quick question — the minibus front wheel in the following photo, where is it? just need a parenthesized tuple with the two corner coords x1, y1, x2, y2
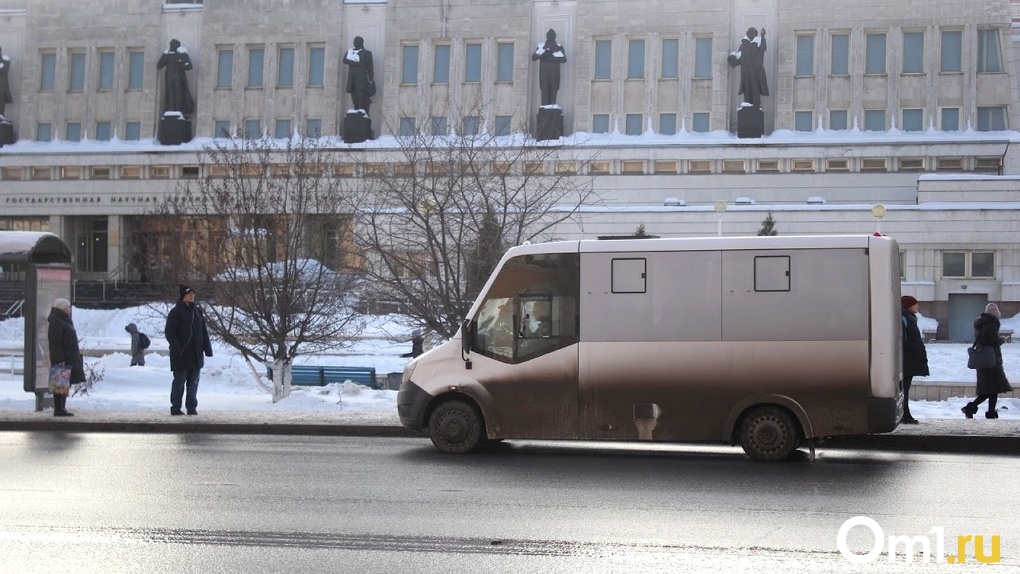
(737, 406, 802, 462)
(428, 399, 485, 454)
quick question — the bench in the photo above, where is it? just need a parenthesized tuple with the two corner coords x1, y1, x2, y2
(266, 365, 378, 388)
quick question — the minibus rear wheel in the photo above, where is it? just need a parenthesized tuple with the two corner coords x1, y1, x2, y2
(428, 399, 484, 454)
(737, 406, 802, 462)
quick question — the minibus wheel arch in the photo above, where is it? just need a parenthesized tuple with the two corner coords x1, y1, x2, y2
(425, 394, 488, 454)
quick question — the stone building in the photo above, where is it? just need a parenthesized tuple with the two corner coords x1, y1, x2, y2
(0, 0, 1018, 340)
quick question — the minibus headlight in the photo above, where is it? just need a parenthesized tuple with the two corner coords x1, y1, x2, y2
(402, 362, 416, 384)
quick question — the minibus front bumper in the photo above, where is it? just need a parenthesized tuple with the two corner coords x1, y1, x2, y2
(397, 380, 430, 431)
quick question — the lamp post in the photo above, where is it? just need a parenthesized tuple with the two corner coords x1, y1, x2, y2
(871, 204, 886, 235)
(714, 200, 728, 237)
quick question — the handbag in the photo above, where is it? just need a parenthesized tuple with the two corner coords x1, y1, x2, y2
(366, 78, 376, 97)
(966, 345, 996, 370)
(48, 364, 71, 396)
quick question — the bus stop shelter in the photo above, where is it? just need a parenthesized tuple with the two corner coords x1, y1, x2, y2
(0, 231, 73, 410)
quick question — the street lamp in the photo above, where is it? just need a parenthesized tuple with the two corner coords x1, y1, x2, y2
(871, 204, 886, 235)
(714, 200, 728, 237)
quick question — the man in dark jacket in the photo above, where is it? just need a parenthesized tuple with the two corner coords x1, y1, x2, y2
(962, 303, 1010, 419)
(164, 284, 212, 415)
(900, 295, 928, 424)
(47, 298, 85, 417)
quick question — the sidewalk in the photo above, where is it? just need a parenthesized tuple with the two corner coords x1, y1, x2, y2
(0, 408, 1017, 455)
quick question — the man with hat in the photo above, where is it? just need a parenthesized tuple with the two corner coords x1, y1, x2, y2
(164, 284, 212, 415)
(900, 295, 928, 424)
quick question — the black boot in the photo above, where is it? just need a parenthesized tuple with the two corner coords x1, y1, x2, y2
(985, 410, 999, 419)
(961, 402, 977, 419)
(53, 395, 74, 417)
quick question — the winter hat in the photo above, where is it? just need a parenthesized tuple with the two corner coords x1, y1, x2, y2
(900, 295, 918, 309)
(125, 323, 137, 333)
(52, 298, 71, 311)
(179, 284, 195, 299)
(985, 303, 1001, 318)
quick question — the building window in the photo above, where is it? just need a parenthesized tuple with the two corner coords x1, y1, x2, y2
(433, 44, 451, 83)
(594, 39, 611, 80)
(865, 33, 886, 74)
(940, 31, 961, 72)
(128, 50, 145, 89)
(692, 112, 710, 133)
(247, 47, 264, 88)
(625, 114, 642, 135)
(308, 46, 325, 86)
(213, 120, 231, 138)
(694, 37, 712, 78)
(402, 44, 419, 84)
(125, 121, 141, 140)
(305, 119, 321, 137)
(75, 217, 109, 273)
(69, 52, 86, 91)
(494, 115, 512, 136)
(217, 49, 233, 88)
(465, 43, 481, 82)
(659, 113, 676, 135)
(794, 111, 813, 132)
(66, 122, 82, 142)
(864, 110, 885, 131)
(977, 30, 1002, 73)
(591, 114, 609, 134)
(496, 42, 514, 82)
(902, 109, 923, 132)
(274, 119, 291, 139)
(398, 117, 416, 136)
(902, 32, 924, 73)
(243, 119, 261, 139)
(37, 123, 52, 142)
(977, 107, 1007, 131)
(661, 39, 678, 79)
(462, 116, 480, 136)
(830, 34, 849, 75)
(41, 53, 56, 90)
(940, 108, 959, 131)
(277, 47, 294, 87)
(795, 35, 814, 76)
(942, 252, 994, 278)
(829, 110, 848, 131)
(430, 116, 447, 136)
(98, 51, 115, 90)
(627, 39, 645, 79)
(95, 121, 112, 141)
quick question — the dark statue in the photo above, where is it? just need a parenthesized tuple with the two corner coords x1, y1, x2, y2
(728, 27, 769, 108)
(343, 36, 375, 117)
(156, 39, 195, 115)
(0, 46, 12, 117)
(531, 29, 567, 106)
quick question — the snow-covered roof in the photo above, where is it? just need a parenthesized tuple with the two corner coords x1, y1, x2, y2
(0, 231, 71, 263)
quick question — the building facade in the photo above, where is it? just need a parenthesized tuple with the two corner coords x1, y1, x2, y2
(0, 0, 1019, 340)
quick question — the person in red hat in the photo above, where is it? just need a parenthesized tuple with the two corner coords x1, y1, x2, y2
(900, 295, 928, 424)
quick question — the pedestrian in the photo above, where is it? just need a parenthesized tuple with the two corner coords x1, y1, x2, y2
(400, 329, 424, 359)
(961, 303, 1011, 419)
(47, 298, 85, 417)
(125, 322, 146, 366)
(899, 295, 928, 424)
(164, 284, 212, 416)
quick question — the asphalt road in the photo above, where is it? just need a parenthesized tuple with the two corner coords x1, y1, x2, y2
(1, 433, 1017, 573)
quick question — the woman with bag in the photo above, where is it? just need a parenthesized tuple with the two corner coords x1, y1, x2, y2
(900, 296, 928, 424)
(962, 303, 1011, 419)
(47, 298, 85, 417)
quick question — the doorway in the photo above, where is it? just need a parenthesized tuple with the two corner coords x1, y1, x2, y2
(947, 293, 988, 342)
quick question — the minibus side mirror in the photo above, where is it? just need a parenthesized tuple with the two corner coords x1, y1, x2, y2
(461, 319, 473, 369)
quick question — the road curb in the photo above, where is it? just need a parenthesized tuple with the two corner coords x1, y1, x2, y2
(823, 434, 1020, 455)
(0, 421, 424, 437)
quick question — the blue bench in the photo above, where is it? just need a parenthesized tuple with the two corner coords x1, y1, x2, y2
(266, 365, 378, 388)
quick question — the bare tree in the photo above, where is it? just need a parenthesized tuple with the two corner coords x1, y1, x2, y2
(140, 135, 365, 402)
(355, 107, 601, 339)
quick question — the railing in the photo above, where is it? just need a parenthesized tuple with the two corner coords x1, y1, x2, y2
(2, 299, 24, 319)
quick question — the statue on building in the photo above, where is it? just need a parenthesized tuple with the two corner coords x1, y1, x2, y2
(156, 39, 195, 115)
(728, 27, 769, 108)
(531, 29, 567, 107)
(0, 46, 12, 118)
(343, 36, 375, 117)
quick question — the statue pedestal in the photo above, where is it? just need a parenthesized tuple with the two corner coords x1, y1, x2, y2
(343, 112, 372, 144)
(535, 107, 563, 141)
(159, 114, 192, 145)
(736, 106, 764, 139)
(0, 120, 16, 147)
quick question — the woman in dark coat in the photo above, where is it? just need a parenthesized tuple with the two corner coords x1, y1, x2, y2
(962, 303, 1010, 419)
(47, 298, 85, 417)
(900, 296, 928, 424)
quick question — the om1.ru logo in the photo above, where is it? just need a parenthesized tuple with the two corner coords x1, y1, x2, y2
(837, 516, 1000, 564)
